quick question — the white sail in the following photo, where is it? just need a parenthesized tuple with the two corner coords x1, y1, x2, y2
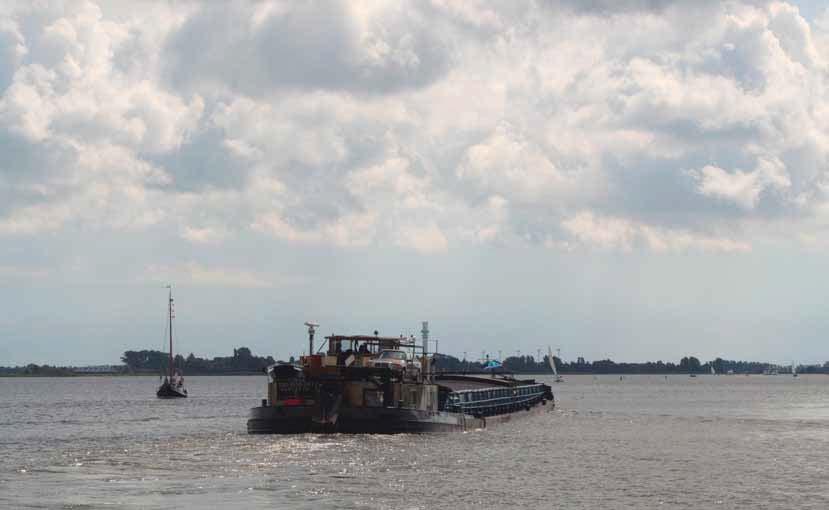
(710, 365, 715, 375)
(548, 346, 563, 382)
(548, 346, 558, 376)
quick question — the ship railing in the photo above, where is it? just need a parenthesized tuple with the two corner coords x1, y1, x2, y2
(444, 384, 548, 414)
(448, 383, 546, 401)
(450, 392, 544, 408)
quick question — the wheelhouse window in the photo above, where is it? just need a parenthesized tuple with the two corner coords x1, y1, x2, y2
(377, 350, 407, 361)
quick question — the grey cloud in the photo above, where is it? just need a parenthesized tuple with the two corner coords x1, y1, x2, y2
(0, 19, 25, 93)
(0, 128, 76, 215)
(259, 137, 389, 232)
(556, 0, 684, 12)
(148, 127, 248, 192)
(699, 42, 769, 93)
(162, 2, 452, 97)
(603, 155, 752, 229)
(552, 0, 768, 15)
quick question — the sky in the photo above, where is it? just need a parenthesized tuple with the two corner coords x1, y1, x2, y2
(2, 0, 829, 366)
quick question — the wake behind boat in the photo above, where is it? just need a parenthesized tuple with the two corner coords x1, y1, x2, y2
(247, 322, 554, 434)
(157, 285, 187, 399)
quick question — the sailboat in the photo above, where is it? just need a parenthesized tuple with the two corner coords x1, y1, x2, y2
(548, 346, 563, 383)
(792, 362, 798, 378)
(157, 285, 187, 398)
(710, 365, 716, 376)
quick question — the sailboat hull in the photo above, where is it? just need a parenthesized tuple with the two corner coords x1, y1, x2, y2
(156, 381, 187, 398)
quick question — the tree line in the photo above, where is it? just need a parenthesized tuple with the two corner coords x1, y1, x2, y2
(433, 354, 829, 375)
(121, 347, 276, 374)
(0, 346, 277, 376)
(4, 350, 829, 376)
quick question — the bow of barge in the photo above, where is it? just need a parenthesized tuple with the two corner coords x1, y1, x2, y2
(247, 324, 554, 434)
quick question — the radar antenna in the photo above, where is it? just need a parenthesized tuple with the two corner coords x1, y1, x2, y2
(304, 322, 319, 356)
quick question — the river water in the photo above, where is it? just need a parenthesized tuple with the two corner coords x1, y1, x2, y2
(1, 374, 828, 509)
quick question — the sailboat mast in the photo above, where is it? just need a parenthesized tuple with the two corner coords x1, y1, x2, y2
(168, 286, 174, 380)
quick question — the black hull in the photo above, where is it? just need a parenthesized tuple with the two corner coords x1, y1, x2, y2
(156, 382, 187, 399)
(247, 399, 553, 434)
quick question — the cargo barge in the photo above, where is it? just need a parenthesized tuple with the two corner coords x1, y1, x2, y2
(247, 323, 554, 434)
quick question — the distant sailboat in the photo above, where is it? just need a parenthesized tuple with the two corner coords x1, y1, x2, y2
(157, 285, 187, 399)
(548, 346, 563, 383)
(792, 362, 798, 378)
(710, 365, 716, 376)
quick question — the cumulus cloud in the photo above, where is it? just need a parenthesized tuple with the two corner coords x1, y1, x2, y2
(561, 211, 751, 253)
(0, 0, 828, 258)
(457, 125, 570, 204)
(163, 1, 453, 96)
(691, 157, 791, 210)
(0, 18, 26, 92)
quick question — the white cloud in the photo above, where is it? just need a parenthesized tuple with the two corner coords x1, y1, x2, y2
(0, 140, 169, 234)
(251, 211, 377, 248)
(694, 165, 766, 209)
(562, 211, 751, 253)
(692, 157, 791, 209)
(457, 125, 570, 204)
(0, 0, 828, 254)
(0, 17, 26, 91)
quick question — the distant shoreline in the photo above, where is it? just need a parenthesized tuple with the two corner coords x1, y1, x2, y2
(9, 348, 819, 377)
(3, 371, 818, 378)
(0, 372, 267, 378)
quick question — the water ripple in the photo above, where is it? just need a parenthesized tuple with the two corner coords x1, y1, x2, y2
(2, 375, 829, 509)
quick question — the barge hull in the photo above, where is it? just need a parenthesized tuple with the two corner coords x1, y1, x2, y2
(247, 400, 553, 434)
(247, 405, 487, 434)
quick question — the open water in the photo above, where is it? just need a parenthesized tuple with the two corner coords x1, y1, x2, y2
(1, 374, 829, 509)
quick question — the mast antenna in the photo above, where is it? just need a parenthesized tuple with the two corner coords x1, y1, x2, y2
(167, 285, 174, 380)
(304, 322, 319, 356)
(420, 321, 430, 381)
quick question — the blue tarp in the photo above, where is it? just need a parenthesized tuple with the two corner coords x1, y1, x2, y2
(482, 360, 502, 370)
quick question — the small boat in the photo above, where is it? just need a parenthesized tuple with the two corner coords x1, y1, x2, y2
(792, 362, 798, 378)
(482, 356, 502, 372)
(710, 365, 716, 376)
(548, 346, 563, 383)
(157, 285, 187, 399)
(689, 373, 697, 378)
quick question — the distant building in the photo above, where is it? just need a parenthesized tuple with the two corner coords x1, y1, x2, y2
(72, 365, 124, 374)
